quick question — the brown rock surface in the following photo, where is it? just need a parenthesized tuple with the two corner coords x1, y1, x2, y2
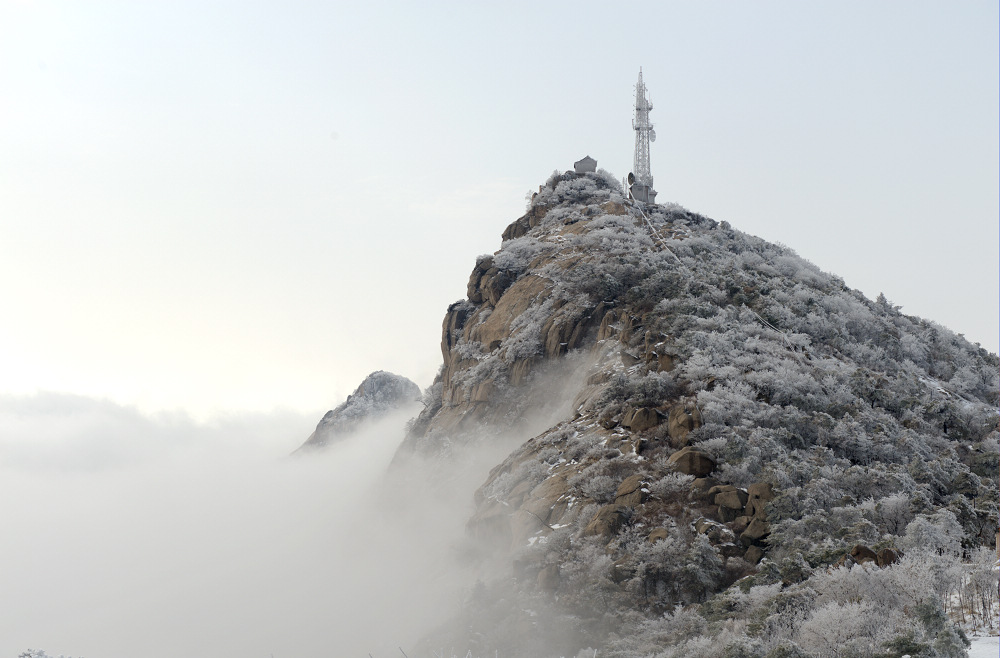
(656, 353, 675, 372)
(717, 506, 740, 523)
(876, 548, 902, 567)
(714, 489, 749, 510)
(745, 546, 765, 564)
(667, 446, 716, 477)
(850, 544, 878, 565)
(666, 403, 703, 447)
(626, 407, 660, 432)
(597, 310, 618, 341)
(695, 517, 723, 535)
(690, 477, 720, 497)
(732, 516, 751, 534)
(466, 257, 493, 303)
(522, 475, 569, 525)
(614, 474, 648, 507)
(647, 528, 669, 543)
(584, 504, 628, 539)
(745, 482, 775, 519)
(470, 275, 552, 351)
(739, 518, 770, 546)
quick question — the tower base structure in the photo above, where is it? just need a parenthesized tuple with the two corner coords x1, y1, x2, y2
(630, 183, 657, 204)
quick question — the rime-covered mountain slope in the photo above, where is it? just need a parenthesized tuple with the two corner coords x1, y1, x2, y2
(398, 170, 999, 657)
(295, 370, 420, 452)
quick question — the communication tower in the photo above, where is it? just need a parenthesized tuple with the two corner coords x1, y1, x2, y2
(629, 68, 657, 204)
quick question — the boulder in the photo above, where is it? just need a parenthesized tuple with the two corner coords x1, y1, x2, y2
(583, 504, 628, 539)
(690, 477, 720, 497)
(604, 433, 645, 455)
(667, 446, 716, 477)
(614, 475, 648, 507)
(739, 518, 770, 546)
(876, 548, 902, 568)
(621, 407, 636, 427)
(647, 528, 670, 543)
(706, 525, 737, 545)
(694, 518, 717, 534)
(746, 482, 775, 500)
(481, 268, 515, 307)
(666, 403, 703, 447)
(850, 545, 878, 565)
(745, 546, 765, 564)
(707, 484, 737, 497)
(717, 506, 740, 523)
(715, 489, 749, 510)
(501, 214, 532, 241)
(745, 482, 775, 519)
(627, 407, 660, 432)
(467, 256, 493, 303)
(732, 516, 752, 534)
(656, 353, 676, 372)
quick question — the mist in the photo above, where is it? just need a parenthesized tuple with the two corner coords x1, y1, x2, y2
(0, 394, 493, 657)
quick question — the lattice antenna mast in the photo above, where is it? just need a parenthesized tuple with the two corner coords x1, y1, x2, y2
(632, 68, 656, 188)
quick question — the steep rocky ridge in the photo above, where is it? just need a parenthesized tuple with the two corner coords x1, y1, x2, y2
(397, 170, 999, 656)
(296, 370, 420, 452)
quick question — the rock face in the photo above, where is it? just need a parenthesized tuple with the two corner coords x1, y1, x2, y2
(392, 169, 999, 657)
(295, 371, 420, 451)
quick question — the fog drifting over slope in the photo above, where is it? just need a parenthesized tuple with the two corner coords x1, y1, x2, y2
(0, 394, 492, 657)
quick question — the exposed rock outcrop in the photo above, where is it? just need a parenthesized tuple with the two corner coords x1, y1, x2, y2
(295, 370, 420, 452)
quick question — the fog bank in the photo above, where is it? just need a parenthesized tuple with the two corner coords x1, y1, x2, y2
(0, 395, 485, 657)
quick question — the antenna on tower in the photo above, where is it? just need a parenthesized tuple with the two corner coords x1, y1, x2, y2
(628, 68, 657, 204)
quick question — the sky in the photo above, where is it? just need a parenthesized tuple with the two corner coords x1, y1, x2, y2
(0, 0, 997, 420)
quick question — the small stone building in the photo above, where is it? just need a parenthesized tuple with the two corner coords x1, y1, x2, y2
(574, 155, 597, 173)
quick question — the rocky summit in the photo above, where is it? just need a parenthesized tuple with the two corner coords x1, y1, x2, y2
(395, 170, 999, 657)
(296, 370, 420, 452)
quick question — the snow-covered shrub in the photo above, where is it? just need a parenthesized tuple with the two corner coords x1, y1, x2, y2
(647, 472, 694, 499)
(493, 234, 548, 275)
(901, 510, 964, 557)
(503, 296, 555, 363)
(570, 473, 618, 504)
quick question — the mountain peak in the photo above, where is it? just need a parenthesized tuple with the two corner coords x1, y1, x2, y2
(397, 169, 999, 654)
(296, 370, 420, 452)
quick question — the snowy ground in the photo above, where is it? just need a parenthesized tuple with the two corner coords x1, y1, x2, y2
(967, 634, 999, 658)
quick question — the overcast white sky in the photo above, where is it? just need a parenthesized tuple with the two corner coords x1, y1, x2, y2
(1, 0, 997, 419)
